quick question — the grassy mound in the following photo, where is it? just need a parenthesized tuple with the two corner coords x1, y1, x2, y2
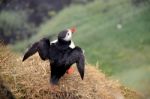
(0, 45, 143, 98)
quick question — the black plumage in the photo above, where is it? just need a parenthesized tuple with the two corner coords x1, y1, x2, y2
(22, 29, 85, 85)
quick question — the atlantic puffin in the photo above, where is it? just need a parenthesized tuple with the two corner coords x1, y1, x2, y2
(22, 28, 85, 85)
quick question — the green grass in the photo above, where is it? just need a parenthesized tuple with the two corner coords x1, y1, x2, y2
(112, 65, 150, 97)
(13, 0, 150, 97)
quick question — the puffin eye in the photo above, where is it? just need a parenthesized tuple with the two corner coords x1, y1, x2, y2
(67, 33, 69, 36)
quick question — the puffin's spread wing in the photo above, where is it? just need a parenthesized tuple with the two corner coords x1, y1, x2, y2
(76, 52, 85, 80)
(22, 38, 50, 61)
(70, 47, 85, 80)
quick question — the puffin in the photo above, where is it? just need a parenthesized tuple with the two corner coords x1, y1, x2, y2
(22, 27, 85, 85)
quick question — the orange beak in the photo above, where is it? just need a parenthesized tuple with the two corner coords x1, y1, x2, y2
(70, 27, 76, 33)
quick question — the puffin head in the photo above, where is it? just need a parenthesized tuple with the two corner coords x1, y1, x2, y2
(58, 27, 76, 41)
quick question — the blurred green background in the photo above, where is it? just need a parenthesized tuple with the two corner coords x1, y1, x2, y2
(0, 0, 150, 98)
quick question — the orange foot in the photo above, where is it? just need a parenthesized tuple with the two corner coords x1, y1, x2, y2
(66, 67, 74, 74)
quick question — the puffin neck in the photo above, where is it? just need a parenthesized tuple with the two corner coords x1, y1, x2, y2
(58, 38, 71, 45)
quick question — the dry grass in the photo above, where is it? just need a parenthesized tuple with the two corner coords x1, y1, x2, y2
(0, 44, 143, 99)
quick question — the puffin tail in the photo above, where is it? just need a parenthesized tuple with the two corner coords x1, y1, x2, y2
(22, 38, 50, 61)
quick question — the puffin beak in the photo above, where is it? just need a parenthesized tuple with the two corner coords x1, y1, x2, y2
(70, 27, 76, 33)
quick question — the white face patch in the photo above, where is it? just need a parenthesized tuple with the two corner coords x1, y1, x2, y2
(63, 29, 72, 41)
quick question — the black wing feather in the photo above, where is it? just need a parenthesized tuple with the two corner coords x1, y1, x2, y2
(69, 47, 85, 80)
(22, 38, 50, 61)
(76, 52, 85, 80)
(22, 42, 38, 61)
